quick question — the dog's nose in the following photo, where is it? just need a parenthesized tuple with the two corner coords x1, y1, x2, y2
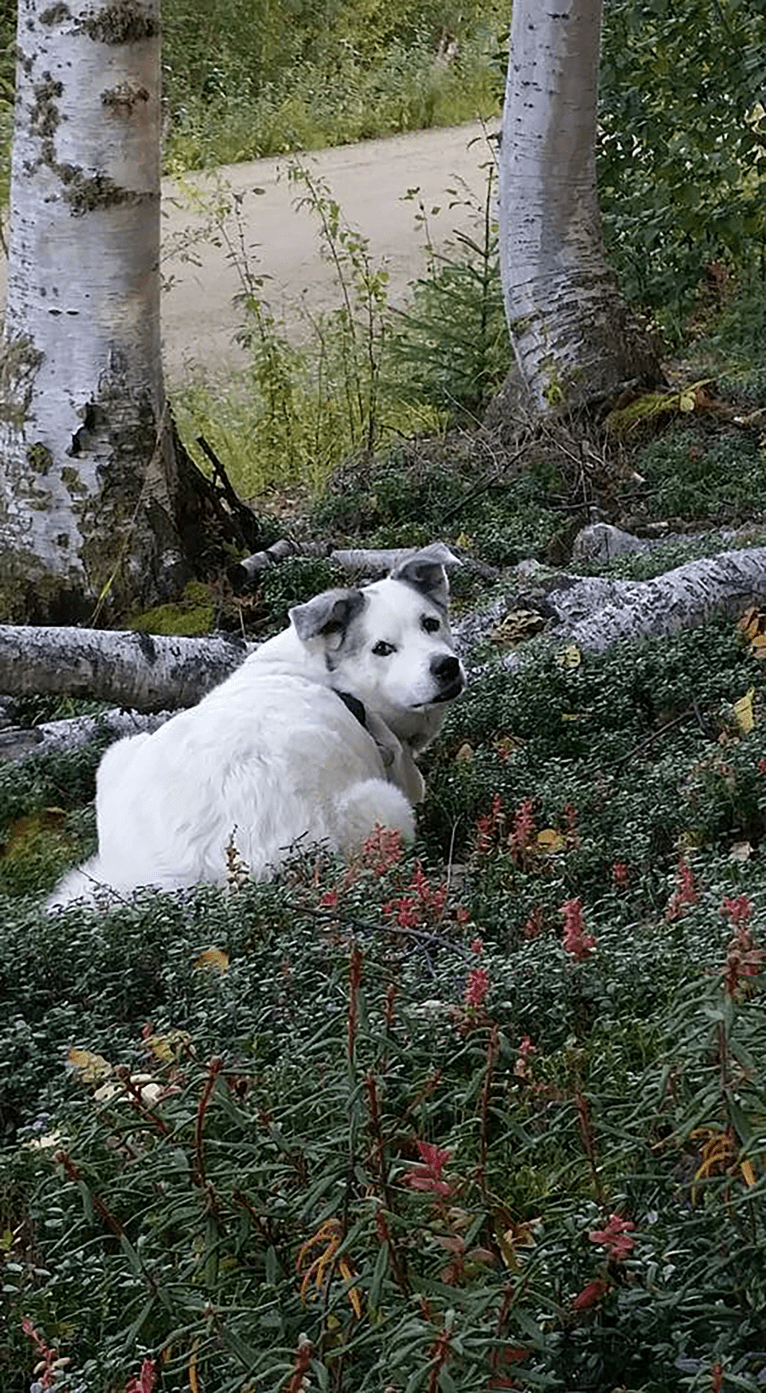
(431, 654, 462, 685)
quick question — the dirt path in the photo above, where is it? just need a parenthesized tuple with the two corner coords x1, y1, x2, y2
(161, 121, 494, 383)
(0, 122, 494, 386)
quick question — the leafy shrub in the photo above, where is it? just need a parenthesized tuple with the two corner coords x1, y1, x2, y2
(3, 614, 766, 1387)
(599, 0, 766, 330)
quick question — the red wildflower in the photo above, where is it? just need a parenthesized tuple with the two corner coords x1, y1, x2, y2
(403, 1140, 453, 1197)
(666, 858, 698, 920)
(711, 1362, 724, 1393)
(509, 798, 535, 859)
(469, 936, 484, 954)
(21, 1319, 66, 1391)
(321, 888, 339, 908)
(464, 965, 489, 1009)
(475, 793, 504, 853)
(588, 1213, 636, 1261)
(383, 895, 420, 929)
(612, 861, 629, 887)
(722, 894, 752, 926)
(572, 1276, 609, 1311)
(758, 757, 766, 775)
(522, 906, 544, 939)
(514, 1033, 535, 1079)
(361, 825, 404, 875)
(125, 1360, 157, 1393)
(561, 898, 596, 960)
(455, 905, 471, 925)
(722, 923, 765, 997)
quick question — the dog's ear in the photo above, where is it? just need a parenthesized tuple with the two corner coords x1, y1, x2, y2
(390, 542, 459, 611)
(290, 588, 366, 647)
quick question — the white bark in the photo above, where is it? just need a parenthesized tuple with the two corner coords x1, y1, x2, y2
(0, 1, 185, 623)
(1, 548, 765, 718)
(455, 548, 766, 663)
(497, 0, 658, 412)
(0, 625, 250, 710)
(0, 706, 170, 761)
(233, 543, 473, 585)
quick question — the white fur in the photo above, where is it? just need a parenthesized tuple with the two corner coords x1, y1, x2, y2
(47, 549, 464, 908)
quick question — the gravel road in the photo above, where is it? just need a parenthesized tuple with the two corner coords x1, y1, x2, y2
(160, 121, 494, 383)
(0, 121, 495, 385)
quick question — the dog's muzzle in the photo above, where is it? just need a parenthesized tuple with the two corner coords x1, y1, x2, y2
(426, 654, 465, 705)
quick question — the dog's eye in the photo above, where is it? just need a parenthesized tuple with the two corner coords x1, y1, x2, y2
(421, 615, 440, 633)
(372, 641, 396, 657)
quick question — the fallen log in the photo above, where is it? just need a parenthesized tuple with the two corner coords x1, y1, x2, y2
(1, 547, 764, 722)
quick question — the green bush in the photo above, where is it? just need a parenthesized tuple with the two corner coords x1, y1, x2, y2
(599, 0, 766, 331)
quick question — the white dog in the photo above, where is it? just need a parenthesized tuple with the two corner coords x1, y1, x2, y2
(47, 544, 465, 908)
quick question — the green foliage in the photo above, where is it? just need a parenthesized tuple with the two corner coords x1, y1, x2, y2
(599, 0, 766, 331)
(160, 0, 504, 168)
(173, 163, 510, 501)
(311, 441, 564, 565)
(387, 170, 510, 416)
(630, 427, 766, 523)
(257, 556, 350, 630)
(4, 614, 766, 1388)
(0, 745, 103, 898)
(696, 270, 766, 404)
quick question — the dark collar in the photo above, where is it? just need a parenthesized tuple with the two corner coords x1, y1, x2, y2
(335, 689, 367, 729)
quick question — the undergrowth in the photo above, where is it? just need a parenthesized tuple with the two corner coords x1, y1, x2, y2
(3, 616, 766, 1390)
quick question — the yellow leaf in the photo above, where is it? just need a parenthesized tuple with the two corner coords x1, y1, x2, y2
(189, 1340, 201, 1393)
(557, 645, 581, 669)
(339, 1255, 363, 1319)
(455, 742, 474, 763)
(536, 828, 565, 854)
(729, 841, 753, 862)
(738, 606, 761, 640)
(454, 532, 473, 550)
(67, 1047, 113, 1085)
(733, 687, 756, 734)
(194, 947, 230, 973)
(741, 1158, 756, 1187)
(679, 389, 696, 413)
(146, 1029, 191, 1064)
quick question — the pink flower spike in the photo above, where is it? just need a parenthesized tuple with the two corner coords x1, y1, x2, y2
(464, 965, 489, 1008)
(588, 1214, 636, 1262)
(561, 898, 596, 960)
(403, 1140, 453, 1197)
(518, 1034, 535, 1058)
(125, 1358, 157, 1393)
(469, 937, 484, 954)
(722, 894, 752, 926)
(572, 1276, 609, 1310)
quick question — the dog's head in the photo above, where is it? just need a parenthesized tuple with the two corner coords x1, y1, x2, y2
(289, 544, 465, 748)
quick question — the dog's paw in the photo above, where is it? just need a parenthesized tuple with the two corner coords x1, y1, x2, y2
(335, 778, 415, 854)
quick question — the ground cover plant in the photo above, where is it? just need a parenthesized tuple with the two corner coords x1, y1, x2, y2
(3, 586, 766, 1389)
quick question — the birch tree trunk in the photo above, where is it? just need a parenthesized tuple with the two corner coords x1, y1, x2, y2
(0, 0, 188, 624)
(497, 0, 659, 414)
